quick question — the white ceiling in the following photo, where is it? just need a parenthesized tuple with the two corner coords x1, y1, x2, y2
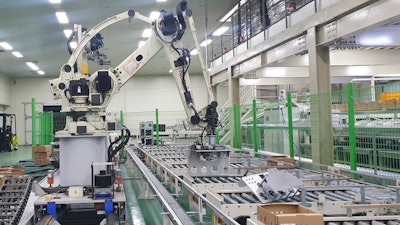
(0, 0, 239, 78)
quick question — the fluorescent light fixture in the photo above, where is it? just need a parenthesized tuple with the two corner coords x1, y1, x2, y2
(142, 28, 152, 38)
(12, 51, 23, 58)
(0, 42, 13, 50)
(359, 36, 391, 46)
(212, 26, 229, 36)
(347, 66, 370, 75)
(220, 5, 238, 22)
(63, 29, 73, 38)
(49, 0, 61, 3)
(149, 11, 160, 20)
(138, 40, 146, 48)
(157, 0, 167, 2)
(26, 62, 39, 71)
(200, 39, 212, 47)
(37, 70, 45, 75)
(190, 49, 198, 56)
(55, 11, 69, 24)
(69, 41, 77, 49)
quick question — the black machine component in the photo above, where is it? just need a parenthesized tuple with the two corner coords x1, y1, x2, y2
(204, 101, 219, 135)
(95, 71, 112, 93)
(76, 126, 87, 134)
(108, 126, 130, 162)
(160, 10, 177, 36)
(95, 170, 112, 188)
(69, 78, 89, 97)
(0, 113, 17, 152)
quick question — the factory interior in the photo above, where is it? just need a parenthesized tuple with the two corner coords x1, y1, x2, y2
(1, 0, 400, 224)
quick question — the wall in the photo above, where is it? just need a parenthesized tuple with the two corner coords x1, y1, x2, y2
(0, 75, 11, 108)
(108, 74, 209, 114)
(5, 77, 55, 145)
(5, 74, 209, 145)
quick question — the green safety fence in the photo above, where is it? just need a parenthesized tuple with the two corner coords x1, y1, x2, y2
(218, 82, 400, 182)
(35, 111, 66, 145)
(39, 112, 53, 145)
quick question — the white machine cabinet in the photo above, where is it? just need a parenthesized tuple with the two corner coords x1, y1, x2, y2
(58, 133, 109, 186)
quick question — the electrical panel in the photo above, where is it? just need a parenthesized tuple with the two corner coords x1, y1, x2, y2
(140, 121, 154, 145)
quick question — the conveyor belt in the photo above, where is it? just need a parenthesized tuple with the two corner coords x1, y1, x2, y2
(138, 145, 400, 224)
(0, 176, 32, 225)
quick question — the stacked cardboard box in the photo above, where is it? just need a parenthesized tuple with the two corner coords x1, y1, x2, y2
(257, 203, 323, 225)
(267, 156, 296, 168)
(33, 145, 52, 165)
(0, 166, 25, 186)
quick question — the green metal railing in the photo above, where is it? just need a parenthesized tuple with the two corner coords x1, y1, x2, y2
(218, 82, 400, 182)
(39, 112, 54, 145)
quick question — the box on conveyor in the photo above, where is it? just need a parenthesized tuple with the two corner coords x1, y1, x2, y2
(257, 203, 323, 225)
(34, 158, 51, 165)
(33, 145, 52, 165)
(32, 145, 52, 153)
(267, 156, 296, 168)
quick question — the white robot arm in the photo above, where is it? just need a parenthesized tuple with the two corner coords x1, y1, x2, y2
(49, 1, 218, 143)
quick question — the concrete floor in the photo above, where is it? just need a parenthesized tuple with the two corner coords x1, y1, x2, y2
(0, 145, 32, 167)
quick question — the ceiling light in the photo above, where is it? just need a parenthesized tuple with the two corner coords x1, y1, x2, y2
(69, 41, 77, 49)
(157, 0, 167, 2)
(12, 51, 23, 58)
(168, 69, 172, 73)
(149, 11, 160, 20)
(200, 39, 212, 47)
(142, 28, 152, 38)
(37, 70, 45, 75)
(190, 49, 198, 56)
(0, 42, 13, 50)
(55, 11, 69, 24)
(49, 0, 61, 3)
(212, 26, 229, 36)
(138, 40, 146, 48)
(63, 29, 73, 38)
(359, 36, 391, 46)
(26, 62, 39, 71)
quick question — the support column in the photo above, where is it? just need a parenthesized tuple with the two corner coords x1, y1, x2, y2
(228, 66, 241, 148)
(307, 27, 334, 166)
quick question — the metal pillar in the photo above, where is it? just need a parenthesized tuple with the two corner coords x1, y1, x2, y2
(252, 99, 259, 155)
(307, 27, 334, 165)
(31, 98, 36, 147)
(347, 83, 357, 178)
(228, 66, 241, 148)
(286, 93, 294, 158)
(155, 108, 160, 146)
(119, 110, 125, 160)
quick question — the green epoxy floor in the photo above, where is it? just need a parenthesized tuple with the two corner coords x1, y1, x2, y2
(0, 145, 32, 167)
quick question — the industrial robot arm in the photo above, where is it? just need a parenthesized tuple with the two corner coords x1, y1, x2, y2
(49, 1, 218, 141)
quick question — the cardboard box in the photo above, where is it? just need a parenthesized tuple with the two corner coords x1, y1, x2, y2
(34, 158, 51, 165)
(381, 100, 396, 110)
(267, 156, 296, 167)
(0, 175, 5, 186)
(34, 151, 51, 159)
(369, 101, 381, 110)
(0, 166, 25, 176)
(32, 145, 52, 153)
(257, 203, 323, 225)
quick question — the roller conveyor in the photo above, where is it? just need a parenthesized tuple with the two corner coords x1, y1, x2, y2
(136, 145, 400, 225)
(0, 176, 32, 225)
